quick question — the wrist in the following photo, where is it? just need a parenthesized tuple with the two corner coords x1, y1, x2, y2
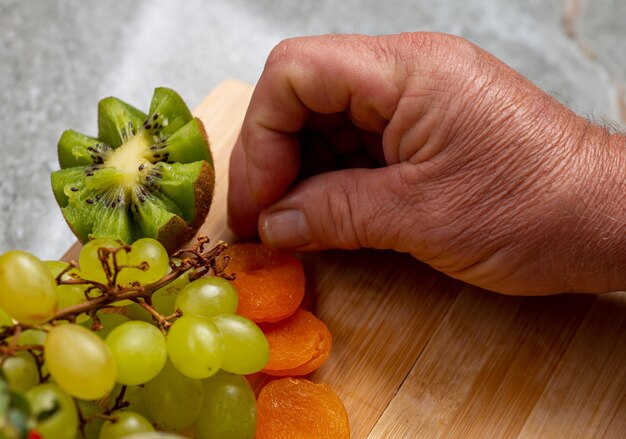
(567, 123, 626, 293)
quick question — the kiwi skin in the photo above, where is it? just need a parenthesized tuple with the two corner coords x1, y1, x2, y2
(51, 88, 215, 253)
(156, 160, 214, 252)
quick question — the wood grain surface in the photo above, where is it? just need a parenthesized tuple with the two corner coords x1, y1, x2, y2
(63, 80, 626, 439)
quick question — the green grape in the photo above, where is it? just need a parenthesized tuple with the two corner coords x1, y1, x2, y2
(1, 351, 39, 391)
(15, 330, 47, 376)
(126, 302, 153, 323)
(211, 314, 269, 375)
(79, 238, 127, 284)
(43, 260, 70, 276)
(175, 277, 238, 318)
(118, 238, 169, 286)
(106, 321, 167, 385)
(195, 370, 257, 439)
(99, 411, 155, 439)
(143, 360, 203, 431)
(82, 313, 130, 339)
(45, 323, 117, 400)
(75, 399, 104, 439)
(16, 329, 48, 379)
(125, 433, 186, 439)
(44, 261, 90, 323)
(152, 288, 176, 316)
(55, 285, 89, 322)
(124, 385, 153, 422)
(0, 250, 58, 325)
(166, 315, 224, 379)
(18, 329, 47, 346)
(112, 298, 134, 307)
(107, 384, 153, 422)
(26, 383, 79, 439)
(153, 269, 194, 315)
(43, 260, 82, 283)
(0, 305, 13, 327)
(125, 270, 194, 322)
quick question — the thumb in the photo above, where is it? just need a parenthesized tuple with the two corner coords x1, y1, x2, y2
(258, 164, 416, 252)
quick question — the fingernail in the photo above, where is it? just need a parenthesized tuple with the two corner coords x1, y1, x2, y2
(262, 209, 312, 249)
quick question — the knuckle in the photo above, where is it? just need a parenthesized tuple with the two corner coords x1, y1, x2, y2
(265, 37, 304, 69)
(396, 32, 438, 55)
(323, 181, 364, 249)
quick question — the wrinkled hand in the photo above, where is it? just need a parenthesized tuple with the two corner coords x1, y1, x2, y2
(228, 33, 625, 295)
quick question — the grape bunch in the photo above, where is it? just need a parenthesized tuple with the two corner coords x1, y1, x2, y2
(0, 237, 268, 439)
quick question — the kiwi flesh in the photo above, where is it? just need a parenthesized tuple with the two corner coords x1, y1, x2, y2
(51, 87, 214, 252)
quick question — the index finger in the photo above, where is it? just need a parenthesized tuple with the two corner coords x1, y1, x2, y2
(240, 34, 403, 205)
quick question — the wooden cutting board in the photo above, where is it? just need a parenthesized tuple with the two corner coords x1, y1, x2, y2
(63, 80, 626, 438)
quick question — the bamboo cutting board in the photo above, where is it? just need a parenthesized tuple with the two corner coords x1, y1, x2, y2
(63, 80, 626, 439)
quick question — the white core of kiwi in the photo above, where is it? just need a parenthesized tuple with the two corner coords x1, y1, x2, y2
(104, 131, 153, 188)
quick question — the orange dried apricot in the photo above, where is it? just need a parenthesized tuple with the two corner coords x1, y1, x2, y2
(225, 243, 304, 323)
(260, 308, 332, 376)
(256, 378, 350, 439)
(266, 327, 331, 376)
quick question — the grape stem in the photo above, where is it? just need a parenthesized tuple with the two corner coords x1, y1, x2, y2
(0, 237, 233, 366)
(135, 301, 184, 334)
(105, 385, 129, 414)
(90, 413, 120, 422)
(50, 238, 232, 323)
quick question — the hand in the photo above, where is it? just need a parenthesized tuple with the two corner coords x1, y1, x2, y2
(227, 33, 626, 295)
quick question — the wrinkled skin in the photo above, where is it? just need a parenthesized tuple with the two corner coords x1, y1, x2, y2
(228, 32, 626, 295)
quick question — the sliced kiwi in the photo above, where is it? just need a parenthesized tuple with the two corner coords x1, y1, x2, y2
(51, 87, 214, 252)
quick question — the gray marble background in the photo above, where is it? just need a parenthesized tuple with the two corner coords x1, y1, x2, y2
(1, 0, 624, 260)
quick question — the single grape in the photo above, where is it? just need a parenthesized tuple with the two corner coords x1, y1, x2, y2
(118, 238, 169, 286)
(0, 306, 12, 327)
(76, 399, 105, 439)
(106, 321, 167, 385)
(26, 383, 79, 439)
(43, 260, 86, 283)
(99, 411, 155, 439)
(43, 260, 69, 276)
(152, 268, 194, 315)
(0, 250, 58, 324)
(121, 385, 153, 422)
(194, 370, 257, 439)
(124, 433, 186, 439)
(151, 289, 176, 316)
(125, 302, 153, 323)
(1, 351, 39, 392)
(175, 277, 238, 318)
(79, 238, 127, 284)
(82, 313, 130, 339)
(16, 330, 48, 381)
(44, 260, 89, 323)
(45, 324, 117, 400)
(166, 315, 224, 379)
(211, 314, 269, 375)
(55, 285, 89, 322)
(17, 329, 47, 346)
(124, 270, 194, 323)
(143, 360, 203, 431)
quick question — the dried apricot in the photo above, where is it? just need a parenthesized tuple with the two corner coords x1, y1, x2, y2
(260, 308, 332, 376)
(256, 378, 350, 439)
(225, 243, 304, 322)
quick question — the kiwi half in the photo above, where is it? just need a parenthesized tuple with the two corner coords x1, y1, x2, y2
(50, 87, 214, 252)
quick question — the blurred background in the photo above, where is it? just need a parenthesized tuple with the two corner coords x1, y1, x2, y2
(1, 0, 624, 259)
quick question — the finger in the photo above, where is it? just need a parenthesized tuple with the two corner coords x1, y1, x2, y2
(258, 164, 417, 252)
(227, 135, 264, 238)
(241, 34, 402, 205)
